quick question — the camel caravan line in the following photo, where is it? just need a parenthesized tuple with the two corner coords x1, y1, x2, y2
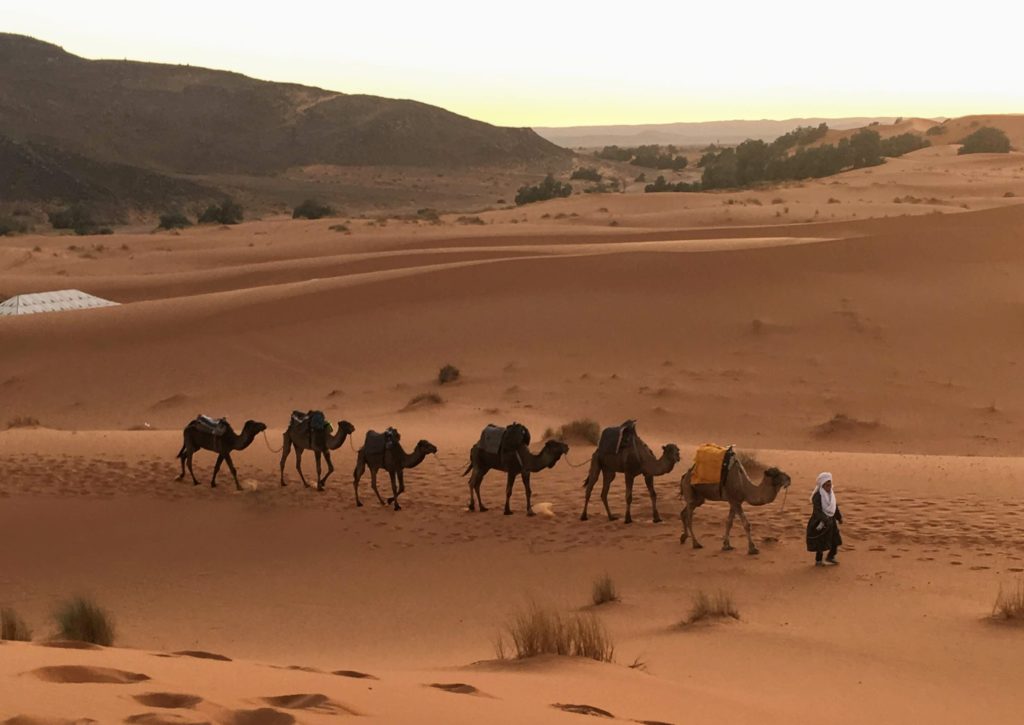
(176, 414, 790, 553)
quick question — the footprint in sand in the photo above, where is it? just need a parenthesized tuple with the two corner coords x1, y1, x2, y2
(133, 693, 203, 709)
(172, 650, 232, 662)
(261, 694, 358, 716)
(124, 715, 210, 725)
(428, 683, 488, 696)
(38, 640, 102, 650)
(29, 665, 150, 684)
(3, 718, 99, 725)
(220, 710, 295, 725)
(552, 704, 614, 718)
(332, 670, 378, 680)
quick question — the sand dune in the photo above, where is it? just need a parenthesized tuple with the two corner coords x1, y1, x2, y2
(2, 149, 1024, 723)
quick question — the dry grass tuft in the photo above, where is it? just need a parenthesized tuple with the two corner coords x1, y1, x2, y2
(495, 604, 614, 662)
(403, 392, 443, 410)
(54, 597, 115, 646)
(544, 419, 600, 445)
(992, 581, 1024, 623)
(591, 575, 619, 606)
(735, 449, 765, 474)
(682, 590, 739, 626)
(1, 607, 32, 641)
(7, 416, 41, 429)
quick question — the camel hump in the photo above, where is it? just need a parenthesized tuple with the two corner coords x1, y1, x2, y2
(290, 410, 327, 431)
(192, 414, 229, 436)
(597, 420, 638, 456)
(364, 427, 400, 455)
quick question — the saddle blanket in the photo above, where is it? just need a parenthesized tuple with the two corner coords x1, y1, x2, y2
(194, 415, 228, 436)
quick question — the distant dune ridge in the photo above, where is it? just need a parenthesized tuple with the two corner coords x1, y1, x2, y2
(0, 33, 569, 207)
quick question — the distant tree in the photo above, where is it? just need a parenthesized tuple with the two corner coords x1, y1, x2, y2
(49, 205, 98, 235)
(0, 216, 27, 236)
(595, 145, 632, 162)
(926, 125, 947, 136)
(958, 127, 1011, 155)
(848, 129, 883, 168)
(644, 175, 701, 193)
(515, 174, 573, 205)
(879, 133, 930, 158)
(570, 167, 603, 182)
(158, 211, 192, 230)
(198, 198, 244, 225)
(292, 199, 334, 219)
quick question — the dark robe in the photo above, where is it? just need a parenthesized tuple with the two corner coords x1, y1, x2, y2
(806, 490, 843, 552)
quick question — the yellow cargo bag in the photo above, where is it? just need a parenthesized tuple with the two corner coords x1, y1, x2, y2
(692, 444, 730, 485)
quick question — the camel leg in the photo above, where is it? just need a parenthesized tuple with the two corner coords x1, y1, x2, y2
(319, 449, 334, 490)
(387, 468, 405, 508)
(210, 454, 224, 488)
(623, 473, 636, 524)
(353, 451, 365, 506)
(523, 472, 535, 516)
(223, 453, 241, 491)
(722, 505, 737, 551)
(176, 439, 187, 481)
(294, 448, 310, 488)
(388, 470, 402, 511)
(466, 469, 477, 511)
(369, 467, 388, 506)
(580, 457, 601, 521)
(186, 451, 200, 486)
(279, 435, 292, 486)
(737, 506, 759, 555)
(313, 451, 323, 491)
(644, 474, 662, 523)
(600, 469, 618, 521)
(682, 497, 704, 549)
(503, 471, 517, 515)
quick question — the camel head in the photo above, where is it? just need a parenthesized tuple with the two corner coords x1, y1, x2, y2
(417, 440, 438, 455)
(242, 420, 267, 435)
(763, 466, 791, 490)
(541, 439, 570, 468)
(336, 420, 356, 435)
(662, 444, 681, 464)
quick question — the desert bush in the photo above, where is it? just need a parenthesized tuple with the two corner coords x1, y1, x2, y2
(49, 205, 99, 235)
(456, 215, 486, 225)
(544, 419, 600, 445)
(591, 575, 619, 606)
(292, 199, 334, 220)
(157, 211, 192, 230)
(329, 223, 350, 232)
(0, 216, 28, 236)
(496, 603, 614, 662)
(438, 364, 461, 384)
(926, 125, 947, 136)
(683, 590, 739, 625)
(515, 174, 572, 205)
(416, 208, 441, 223)
(879, 133, 930, 157)
(1, 607, 32, 641)
(571, 167, 603, 182)
(7, 416, 41, 429)
(645, 175, 701, 193)
(735, 450, 765, 473)
(992, 581, 1024, 622)
(198, 199, 243, 225)
(54, 597, 115, 646)
(1004, 191, 1016, 198)
(959, 127, 1011, 155)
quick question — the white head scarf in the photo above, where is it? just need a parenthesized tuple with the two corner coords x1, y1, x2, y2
(812, 472, 837, 517)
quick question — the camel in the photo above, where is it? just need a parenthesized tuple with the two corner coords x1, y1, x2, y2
(463, 439, 569, 516)
(352, 430, 437, 510)
(580, 434, 681, 524)
(176, 417, 267, 490)
(279, 411, 355, 490)
(679, 459, 791, 554)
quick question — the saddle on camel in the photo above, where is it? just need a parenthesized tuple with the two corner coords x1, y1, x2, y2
(290, 410, 332, 446)
(690, 443, 736, 492)
(597, 419, 639, 456)
(479, 422, 531, 458)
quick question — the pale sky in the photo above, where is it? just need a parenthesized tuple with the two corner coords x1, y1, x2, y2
(4, 1, 1022, 127)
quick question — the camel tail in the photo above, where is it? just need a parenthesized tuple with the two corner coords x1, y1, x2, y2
(462, 461, 473, 477)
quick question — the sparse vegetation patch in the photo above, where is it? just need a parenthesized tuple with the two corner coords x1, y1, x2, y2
(495, 603, 614, 662)
(292, 199, 334, 219)
(992, 581, 1024, 623)
(544, 419, 600, 445)
(515, 174, 572, 206)
(682, 590, 739, 625)
(198, 199, 243, 225)
(958, 127, 1011, 155)
(438, 364, 461, 384)
(54, 597, 115, 646)
(1, 607, 32, 641)
(157, 211, 192, 230)
(591, 575, 619, 606)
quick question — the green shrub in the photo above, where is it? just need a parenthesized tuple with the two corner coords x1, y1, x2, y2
(198, 199, 243, 225)
(959, 127, 1011, 155)
(416, 208, 441, 223)
(54, 597, 115, 646)
(645, 175, 701, 193)
(0, 216, 28, 236)
(879, 133, 930, 157)
(1, 607, 32, 641)
(926, 125, 947, 136)
(438, 364, 460, 384)
(49, 205, 99, 235)
(515, 174, 573, 205)
(292, 199, 334, 220)
(456, 215, 486, 225)
(158, 212, 192, 230)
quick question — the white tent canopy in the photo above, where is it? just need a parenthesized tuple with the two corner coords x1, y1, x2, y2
(0, 289, 119, 316)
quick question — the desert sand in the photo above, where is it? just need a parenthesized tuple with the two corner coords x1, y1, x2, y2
(2, 143, 1024, 723)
